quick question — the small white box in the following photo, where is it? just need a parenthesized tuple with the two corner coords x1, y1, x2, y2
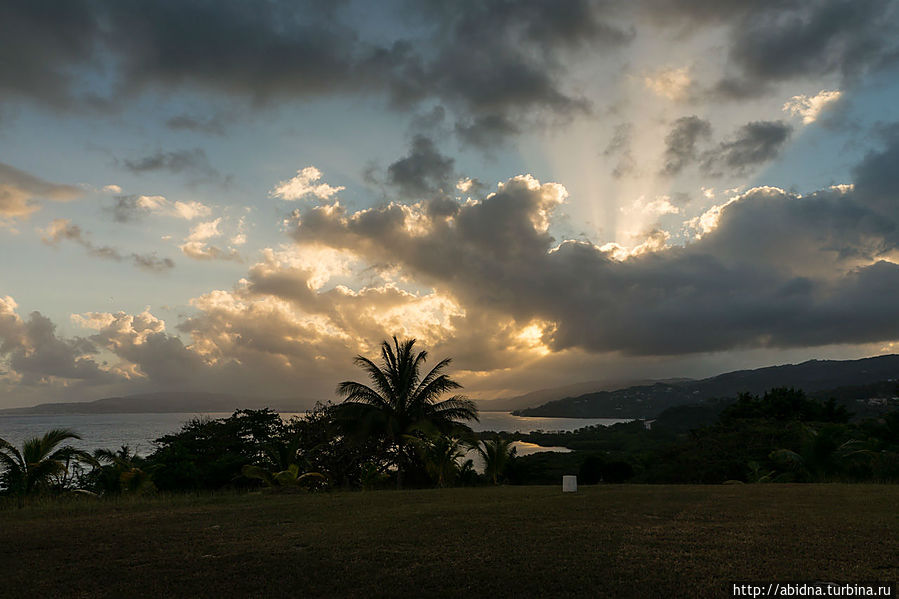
(562, 475, 577, 493)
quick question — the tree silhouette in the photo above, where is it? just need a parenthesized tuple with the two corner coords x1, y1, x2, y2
(92, 445, 155, 495)
(472, 436, 516, 485)
(412, 435, 470, 488)
(335, 336, 478, 488)
(0, 429, 94, 507)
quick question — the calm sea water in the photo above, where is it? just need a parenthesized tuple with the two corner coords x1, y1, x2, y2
(0, 411, 628, 456)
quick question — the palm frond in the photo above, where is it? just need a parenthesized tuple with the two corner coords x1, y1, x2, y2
(429, 395, 479, 422)
(241, 464, 275, 486)
(0, 451, 24, 476)
(0, 438, 24, 468)
(411, 357, 452, 401)
(39, 429, 83, 456)
(413, 372, 462, 406)
(336, 380, 390, 408)
(52, 448, 98, 468)
(26, 459, 67, 488)
(351, 355, 396, 400)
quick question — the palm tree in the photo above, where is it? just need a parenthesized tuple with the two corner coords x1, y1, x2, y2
(335, 336, 479, 488)
(473, 436, 517, 485)
(93, 446, 155, 495)
(0, 429, 93, 507)
(412, 435, 470, 488)
(241, 463, 326, 489)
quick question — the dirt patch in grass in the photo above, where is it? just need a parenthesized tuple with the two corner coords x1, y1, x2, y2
(1, 485, 896, 598)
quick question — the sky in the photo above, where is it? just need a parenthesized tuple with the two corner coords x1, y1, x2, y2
(2, 0, 899, 409)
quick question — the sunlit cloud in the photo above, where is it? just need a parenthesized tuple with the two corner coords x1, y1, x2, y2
(110, 194, 211, 222)
(179, 218, 240, 261)
(624, 195, 680, 217)
(644, 66, 692, 101)
(0, 162, 82, 226)
(783, 90, 842, 124)
(270, 166, 344, 201)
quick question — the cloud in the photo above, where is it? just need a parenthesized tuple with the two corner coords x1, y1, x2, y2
(603, 122, 637, 178)
(281, 146, 899, 357)
(783, 89, 843, 124)
(1, 0, 633, 141)
(396, 0, 633, 134)
(7, 132, 899, 400)
(625, 196, 681, 217)
(851, 124, 899, 221)
(0, 0, 99, 109)
(644, 66, 692, 101)
(702, 121, 792, 175)
(40, 218, 175, 272)
(73, 309, 208, 384)
(0, 162, 81, 224)
(711, 0, 898, 97)
(110, 194, 211, 222)
(41, 219, 123, 260)
(131, 253, 176, 272)
(179, 218, 241, 261)
(165, 113, 226, 135)
(270, 167, 344, 201)
(454, 114, 522, 148)
(0, 297, 119, 386)
(0, 1, 371, 110)
(121, 148, 220, 180)
(387, 136, 455, 198)
(661, 116, 712, 176)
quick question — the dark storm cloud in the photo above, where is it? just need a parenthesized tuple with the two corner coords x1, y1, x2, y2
(121, 148, 220, 179)
(702, 121, 792, 176)
(387, 136, 455, 198)
(0, 0, 99, 109)
(852, 124, 899, 220)
(661, 116, 712, 176)
(648, 0, 899, 99)
(1, 0, 631, 140)
(0, 1, 385, 109)
(403, 0, 632, 144)
(455, 115, 522, 148)
(285, 132, 899, 356)
(631, 0, 899, 99)
(726, 0, 897, 88)
(637, 0, 791, 25)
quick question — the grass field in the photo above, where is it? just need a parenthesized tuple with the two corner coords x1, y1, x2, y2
(1, 485, 896, 598)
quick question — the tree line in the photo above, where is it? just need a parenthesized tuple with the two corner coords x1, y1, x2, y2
(3, 340, 898, 507)
(1, 338, 518, 505)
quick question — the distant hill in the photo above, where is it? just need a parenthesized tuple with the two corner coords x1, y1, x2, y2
(514, 354, 899, 419)
(475, 377, 692, 412)
(0, 392, 320, 415)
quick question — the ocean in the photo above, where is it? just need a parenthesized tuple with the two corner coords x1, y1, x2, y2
(0, 411, 628, 457)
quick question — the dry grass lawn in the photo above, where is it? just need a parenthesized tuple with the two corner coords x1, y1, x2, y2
(1, 484, 896, 598)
